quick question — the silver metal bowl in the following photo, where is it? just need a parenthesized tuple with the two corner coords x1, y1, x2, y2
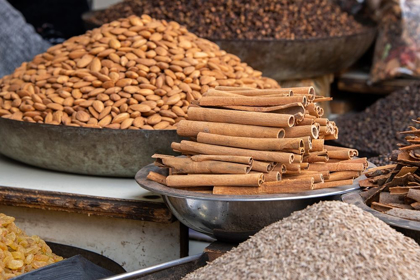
(342, 191, 420, 244)
(136, 164, 367, 242)
(213, 27, 376, 81)
(0, 118, 183, 177)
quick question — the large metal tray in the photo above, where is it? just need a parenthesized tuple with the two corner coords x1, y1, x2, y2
(83, 10, 375, 81)
(0, 118, 182, 177)
(135, 163, 369, 242)
(342, 191, 420, 244)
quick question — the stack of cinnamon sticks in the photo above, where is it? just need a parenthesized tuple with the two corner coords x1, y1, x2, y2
(360, 118, 420, 221)
(147, 86, 366, 195)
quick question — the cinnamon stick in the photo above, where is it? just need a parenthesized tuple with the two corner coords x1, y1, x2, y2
(327, 150, 353, 160)
(283, 173, 324, 183)
(190, 155, 253, 165)
(314, 118, 329, 126)
(279, 163, 300, 172)
(199, 95, 307, 107)
(203, 90, 242, 97)
(288, 86, 315, 100)
(371, 202, 394, 212)
(266, 171, 281, 181)
(196, 132, 303, 152)
(302, 136, 312, 155)
(407, 189, 420, 202)
(313, 179, 353, 189)
(285, 170, 330, 179)
(260, 178, 314, 194)
(178, 187, 214, 193)
(283, 125, 319, 139)
(177, 120, 284, 138)
(311, 139, 324, 152)
(166, 173, 265, 187)
(327, 171, 361, 181)
(386, 208, 420, 222)
(308, 162, 365, 172)
(159, 157, 251, 174)
(147, 171, 167, 185)
(252, 171, 281, 181)
(330, 157, 368, 168)
(209, 88, 292, 96)
(215, 86, 255, 91)
(188, 107, 295, 128)
(305, 151, 329, 163)
(300, 162, 310, 169)
(293, 154, 303, 163)
(178, 140, 295, 163)
(221, 102, 304, 113)
(389, 186, 420, 195)
(297, 117, 315, 125)
(213, 186, 261, 195)
(251, 160, 274, 172)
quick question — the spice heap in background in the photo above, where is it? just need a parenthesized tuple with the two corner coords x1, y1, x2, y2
(0, 15, 278, 130)
(147, 86, 367, 195)
(183, 201, 420, 279)
(335, 83, 420, 166)
(0, 213, 63, 279)
(360, 117, 420, 221)
(89, 0, 366, 40)
(370, 0, 420, 83)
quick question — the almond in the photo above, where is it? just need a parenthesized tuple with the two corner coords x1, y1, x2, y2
(76, 111, 90, 122)
(147, 114, 161, 125)
(112, 113, 130, 124)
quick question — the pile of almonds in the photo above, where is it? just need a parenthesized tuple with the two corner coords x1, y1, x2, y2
(0, 15, 278, 130)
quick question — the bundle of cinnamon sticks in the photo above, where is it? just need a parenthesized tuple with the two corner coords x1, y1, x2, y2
(147, 86, 365, 195)
(360, 118, 420, 221)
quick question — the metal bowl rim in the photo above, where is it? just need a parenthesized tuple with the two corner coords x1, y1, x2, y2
(208, 26, 376, 43)
(135, 163, 369, 202)
(0, 117, 176, 133)
(342, 191, 420, 232)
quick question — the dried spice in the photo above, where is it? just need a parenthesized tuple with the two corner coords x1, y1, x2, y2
(360, 118, 420, 220)
(370, 0, 420, 82)
(183, 201, 420, 279)
(368, 150, 399, 166)
(147, 87, 367, 196)
(335, 83, 420, 156)
(89, 0, 366, 40)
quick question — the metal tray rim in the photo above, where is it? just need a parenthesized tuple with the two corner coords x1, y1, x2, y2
(135, 163, 370, 202)
(342, 191, 420, 232)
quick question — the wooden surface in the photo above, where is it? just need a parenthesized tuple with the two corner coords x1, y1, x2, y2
(337, 70, 417, 95)
(0, 155, 174, 223)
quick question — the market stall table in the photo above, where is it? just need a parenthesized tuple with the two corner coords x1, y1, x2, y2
(0, 155, 187, 272)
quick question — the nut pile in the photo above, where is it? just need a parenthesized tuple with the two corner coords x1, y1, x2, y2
(335, 83, 420, 156)
(183, 201, 420, 280)
(0, 15, 278, 130)
(89, 0, 366, 40)
(0, 213, 63, 279)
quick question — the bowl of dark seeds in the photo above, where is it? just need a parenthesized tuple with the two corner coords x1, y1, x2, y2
(83, 0, 376, 80)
